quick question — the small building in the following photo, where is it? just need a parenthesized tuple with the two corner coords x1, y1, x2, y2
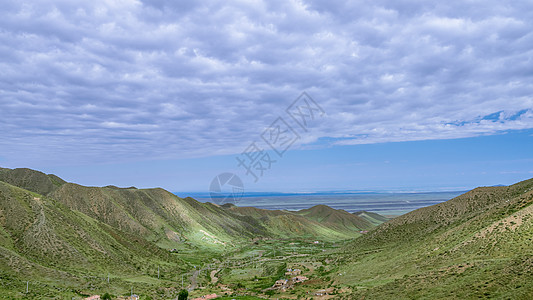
(285, 268, 302, 276)
(273, 279, 288, 288)
(314, 287, 334, 296)
(292, 275, 308, 283)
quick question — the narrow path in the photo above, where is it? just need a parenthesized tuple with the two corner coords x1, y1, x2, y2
(188, 270, 199, 292)
(31, 199, 46, 237)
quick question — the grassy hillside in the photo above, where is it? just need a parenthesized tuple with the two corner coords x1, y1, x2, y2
(0, 167, 65, 196)
(353, 210, 390, 226)
(0, 167, 374, 298)
(0, 180, 188, 299)
(48, 183, 270, 248)
(331, 178, 533, 299)
(223, 203, 375, 240)
(297, 204, 375, 231)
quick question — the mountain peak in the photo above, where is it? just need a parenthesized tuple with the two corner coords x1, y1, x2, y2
(297, 204, 374, 230)
(0, 167, 66, 195)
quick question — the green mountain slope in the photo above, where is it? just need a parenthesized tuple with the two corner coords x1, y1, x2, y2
(297, 204, 374, 231)
(0, 180, 187, 298)
(353, 210, 390, 226)
(0, 167, 372, 251)
(221, 204, 288, 219)
(223, 204, 374, 239)
(0, 167, 65, 196)
(48, 183, 267, 247)
(333, 178, 533, 299)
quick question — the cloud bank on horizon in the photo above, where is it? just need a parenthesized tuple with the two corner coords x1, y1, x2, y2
(1, 0, 532, 166)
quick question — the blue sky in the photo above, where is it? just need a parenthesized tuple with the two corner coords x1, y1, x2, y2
(0, 0, 532, 193)
(31, 129, 533, 193)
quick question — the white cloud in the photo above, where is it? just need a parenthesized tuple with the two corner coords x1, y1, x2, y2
(0, 0, 532, 166)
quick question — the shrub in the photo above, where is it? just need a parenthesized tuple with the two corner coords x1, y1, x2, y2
(102, 293, 112, 300)
(178, 289, 188, 300)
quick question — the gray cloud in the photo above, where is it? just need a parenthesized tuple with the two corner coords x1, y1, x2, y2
(0, 0, 532, 166)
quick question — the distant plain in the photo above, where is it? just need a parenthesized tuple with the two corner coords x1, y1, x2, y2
(186, 191, 465, 216)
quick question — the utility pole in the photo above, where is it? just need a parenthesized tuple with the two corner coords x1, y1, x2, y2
(26, 281, 28, 293)
(107, 274, 109, 283)
(158, 266, 160, 279)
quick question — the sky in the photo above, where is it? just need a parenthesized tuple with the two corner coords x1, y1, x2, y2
(0, 0, 532, 194)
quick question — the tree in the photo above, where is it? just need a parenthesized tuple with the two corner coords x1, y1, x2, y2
(102, 293, 112, 300)
(178, 289, 188, 300)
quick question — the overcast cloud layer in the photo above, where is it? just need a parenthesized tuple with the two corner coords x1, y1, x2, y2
(1, 0, 533, 166)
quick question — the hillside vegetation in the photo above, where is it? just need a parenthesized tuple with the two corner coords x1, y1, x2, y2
(353, 210, 390, 226)
(0, 180, 187, 299)
(223, 203, 374, 239)
(331, 178, 533, 299)
(0, 167, 375, 298)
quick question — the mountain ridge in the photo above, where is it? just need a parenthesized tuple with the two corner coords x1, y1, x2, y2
(0, 167, 66, 196)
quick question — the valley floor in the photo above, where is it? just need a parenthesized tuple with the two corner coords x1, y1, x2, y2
(0, 237, 352, 299)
